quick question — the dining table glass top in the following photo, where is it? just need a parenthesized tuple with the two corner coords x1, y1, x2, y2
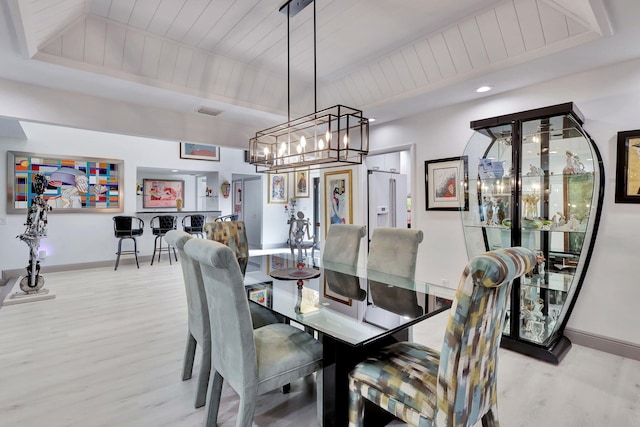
(243, 253, 455, 347)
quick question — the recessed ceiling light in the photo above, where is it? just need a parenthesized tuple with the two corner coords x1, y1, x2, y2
(476, 85, 493, 93)
(369, 118, 376, 123)
(172, 169, 178, 172)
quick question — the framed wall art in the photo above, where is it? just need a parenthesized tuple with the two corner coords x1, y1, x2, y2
(233, 180, 242, 213)
(615, 129, 640, 203)
(143, 179, 184, 208)
(294, 168, 310, 198)
(7, 151, 124, 213)
(266, 254, 291, 275)
(268, 173, 288, 204)
(324, 169, 352, 233)
(180, 142, 220, 161)
(425, 156, 468, 211)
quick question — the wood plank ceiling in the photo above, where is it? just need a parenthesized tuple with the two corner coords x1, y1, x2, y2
(18, 0, 607, 119)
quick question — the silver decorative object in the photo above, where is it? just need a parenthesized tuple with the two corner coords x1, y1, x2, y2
(16, 172, 52, 294)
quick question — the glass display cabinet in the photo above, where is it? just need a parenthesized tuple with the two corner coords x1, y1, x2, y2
(461, 103, 604, 364)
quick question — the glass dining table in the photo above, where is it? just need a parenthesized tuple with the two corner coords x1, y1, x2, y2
(243, 253, 455, 427)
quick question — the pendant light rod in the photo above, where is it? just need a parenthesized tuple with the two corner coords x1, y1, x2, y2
(287, 2, 290, 122)
(314, 0, 317, 112)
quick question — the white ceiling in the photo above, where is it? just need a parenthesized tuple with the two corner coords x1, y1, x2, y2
(1, 0, 640, 141)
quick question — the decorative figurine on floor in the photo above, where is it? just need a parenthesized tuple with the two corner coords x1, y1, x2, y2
(16, 172, 53, 294)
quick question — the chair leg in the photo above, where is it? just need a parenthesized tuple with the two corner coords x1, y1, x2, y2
(172, 245, 178, 262)
(182, 332, 196, 381)
(115, 238, 123, 270)
(133, 237, 140, 268)
(151, 235, 159, 265)
(348, 384, 365, 427)
(316, 368, 323, 427)
(203, 371, 224, 427)
(481, 407, 500, 427)
(195, 345, 211, 408)
(236, 386, 258, 427)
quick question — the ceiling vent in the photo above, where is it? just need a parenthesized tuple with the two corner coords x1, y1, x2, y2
(197, 107, 223, 117)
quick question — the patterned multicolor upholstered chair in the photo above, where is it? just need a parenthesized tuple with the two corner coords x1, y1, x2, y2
(165, 230, 282, 409)
(348, 247, 536, 427)
(183, 239, 323, 427)
(205, 220, 249, 275)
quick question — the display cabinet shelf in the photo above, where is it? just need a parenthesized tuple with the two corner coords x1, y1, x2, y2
(461, 103, 604, 364)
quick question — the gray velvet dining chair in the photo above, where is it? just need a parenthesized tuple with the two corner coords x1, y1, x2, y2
(165, 230, 210, 409)
(165, 230, 282, 410)
(367, 227, 424, 340)
(367, 227, 424, 281)
(184, 238, 324, 427)
(322, 224, 367, 267)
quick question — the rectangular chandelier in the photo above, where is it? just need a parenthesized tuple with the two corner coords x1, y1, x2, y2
(249, 104, 369, 174)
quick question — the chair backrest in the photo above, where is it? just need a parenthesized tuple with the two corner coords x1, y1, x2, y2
(204, 221, 249, 274)
(204, 221, 249, 259)
(183, 214, 205, 230)
(322, 224, 367, 267)
(165, 230, 209, 345)
(325, 269, 366, 301)
(113, 215, 143, 237)
(368, 281, 423, 318)
(183, 238, 258, 395)
(151, 215, 177, 232)
(435, 246, 536, 426)
(214, 214, 239, 222)
(367, 228, 424, 280)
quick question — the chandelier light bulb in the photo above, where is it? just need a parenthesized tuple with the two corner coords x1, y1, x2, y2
(343, 133, 349, 147)
(297, 144, 302, 154)
(264, 147, 270, 156)
(326, 130, 331, 142)
(318, 138, 324, 149)
(300, 135, 306, 147)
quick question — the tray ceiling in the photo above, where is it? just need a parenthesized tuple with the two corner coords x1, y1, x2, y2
(3, 0, 621, 128)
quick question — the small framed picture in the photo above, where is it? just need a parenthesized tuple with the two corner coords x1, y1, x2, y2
(268, 173, 288, 204)
(324, 169, 352, 235)
(180, 143, 220, 161)
(294, 169, 310, 198)
(425, 156, 468, 211)
(246, 283, 273, 308)
(615, 130, 640, 203)
(143, 179, 184, 208)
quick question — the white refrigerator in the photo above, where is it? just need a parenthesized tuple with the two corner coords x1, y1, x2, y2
(367, 170, 408, 242)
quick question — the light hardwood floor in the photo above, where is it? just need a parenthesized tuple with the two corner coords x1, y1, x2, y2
(1, 258, 639, 427)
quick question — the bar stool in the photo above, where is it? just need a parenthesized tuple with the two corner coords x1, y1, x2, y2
(112, 216, 144, 270)
(182, 214, 205, 238)
(150, 215, 178, 265)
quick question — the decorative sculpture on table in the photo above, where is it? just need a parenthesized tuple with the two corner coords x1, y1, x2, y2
(16, 172, 53, 294)
(289, 211, 313, 265)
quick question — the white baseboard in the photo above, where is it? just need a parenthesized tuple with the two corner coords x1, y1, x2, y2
(565, 327, 640, 361)
(1, 256, 152, 282)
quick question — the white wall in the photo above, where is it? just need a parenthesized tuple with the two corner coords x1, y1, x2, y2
(0, 122, 266, 272)
(370, 57, 640, 346)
